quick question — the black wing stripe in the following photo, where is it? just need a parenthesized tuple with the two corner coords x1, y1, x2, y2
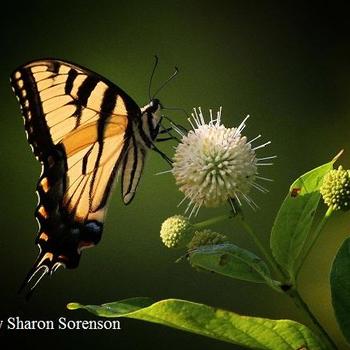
(74, 75, 99, 127)
(77, 75, 99, 107)
(121, 136, 146, 204)
(126, 136, 138, 195)
(89, 86, 118, 210)
(65, 69, 78, 95)
(70, 175, 91, 219)
(121, 142, 132, 202)
(81, 145, 94, 175)
(94, 86, 117, 170)
(50, 61, 60, 74)
(98, 86, 117, 140)
(138, 117, 153, 148)
(65, 171, 87, 200)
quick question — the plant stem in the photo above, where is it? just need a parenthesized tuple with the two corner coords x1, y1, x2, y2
(237, 215, 284, 281)
(294, 207, 334, 279)
(287, 289, 337, 350)
(193, 213, 233, 230)
(237, 217, 337, 349)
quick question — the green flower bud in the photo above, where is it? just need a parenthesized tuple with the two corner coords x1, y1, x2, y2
(320, 165, 350, 211)
(187, 229, 228, 250)
(160, 215, 193, 248)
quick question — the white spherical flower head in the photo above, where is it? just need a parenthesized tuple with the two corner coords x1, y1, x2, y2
(172, 107, 274, 216)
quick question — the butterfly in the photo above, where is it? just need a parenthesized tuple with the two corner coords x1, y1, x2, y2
(10, 58, 176, 294)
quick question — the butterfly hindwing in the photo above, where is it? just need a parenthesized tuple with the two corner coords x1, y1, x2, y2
(11, 59, 144, 290)
(121, 135, 147, 205)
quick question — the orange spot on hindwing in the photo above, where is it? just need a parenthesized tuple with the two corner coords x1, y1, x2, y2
(38, 252, 54, 267)
(40, 177, 50, 192)
(38, 206, 48, 218)
(39, 232, 49, 241)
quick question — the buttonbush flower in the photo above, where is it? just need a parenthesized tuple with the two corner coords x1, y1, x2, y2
(187, 229, 228, 250)
(172, 107, 274, 216)
(160, 215, 194, 248)
(320, 165, 350, 211)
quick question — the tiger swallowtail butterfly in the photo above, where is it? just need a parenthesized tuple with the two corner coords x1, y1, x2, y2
(10, 58, 175, 296)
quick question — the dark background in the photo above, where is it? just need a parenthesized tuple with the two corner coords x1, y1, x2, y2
(1, 1, 350, 349)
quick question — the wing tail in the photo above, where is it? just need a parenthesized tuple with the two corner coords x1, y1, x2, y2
(18, 251, 65, 299)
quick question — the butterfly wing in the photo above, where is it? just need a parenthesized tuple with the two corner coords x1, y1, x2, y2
(11, 59, 141, 292)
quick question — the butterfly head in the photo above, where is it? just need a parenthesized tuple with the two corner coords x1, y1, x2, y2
(149, 98, 162, 112)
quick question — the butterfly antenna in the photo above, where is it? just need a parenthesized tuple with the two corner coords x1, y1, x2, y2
(148, 55, 159, 100)
(152, 66, 179, 99)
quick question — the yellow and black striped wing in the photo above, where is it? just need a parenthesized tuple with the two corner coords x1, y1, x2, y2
(11, 59, 141, 290)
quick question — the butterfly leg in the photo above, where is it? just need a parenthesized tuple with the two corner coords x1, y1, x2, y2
(162, 115, 188, 133)
(157, 124, 181, 143)
(157, 125, 178, 141)
(151, 144, 173, 165)
(158, 126, 173, 134)
(154, 116, 181, 143)
(156, 136, 175, 142)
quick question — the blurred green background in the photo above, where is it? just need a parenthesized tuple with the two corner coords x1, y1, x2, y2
(1, 1, 350, 349)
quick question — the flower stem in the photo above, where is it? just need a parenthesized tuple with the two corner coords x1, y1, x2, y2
(294, 206, 334, 279)
(193, 213, 233, 230)
(287, 289, 337, 350)
(237, 215, 284, 280)
(237, 216, 337, 349)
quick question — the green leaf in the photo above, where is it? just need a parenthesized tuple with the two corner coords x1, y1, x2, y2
(188, 243, 281, 291)
(330, 237, 350, 343)
(270, 154, 340, 278)
(68, 298, 326, 349)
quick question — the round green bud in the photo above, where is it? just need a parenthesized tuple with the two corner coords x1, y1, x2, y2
(187, 229, 228, 250)
(320, 165, 350, 211)
(160, 215, 193, 248)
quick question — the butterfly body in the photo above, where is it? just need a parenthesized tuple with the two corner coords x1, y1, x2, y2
(10, 59, 163, 291)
